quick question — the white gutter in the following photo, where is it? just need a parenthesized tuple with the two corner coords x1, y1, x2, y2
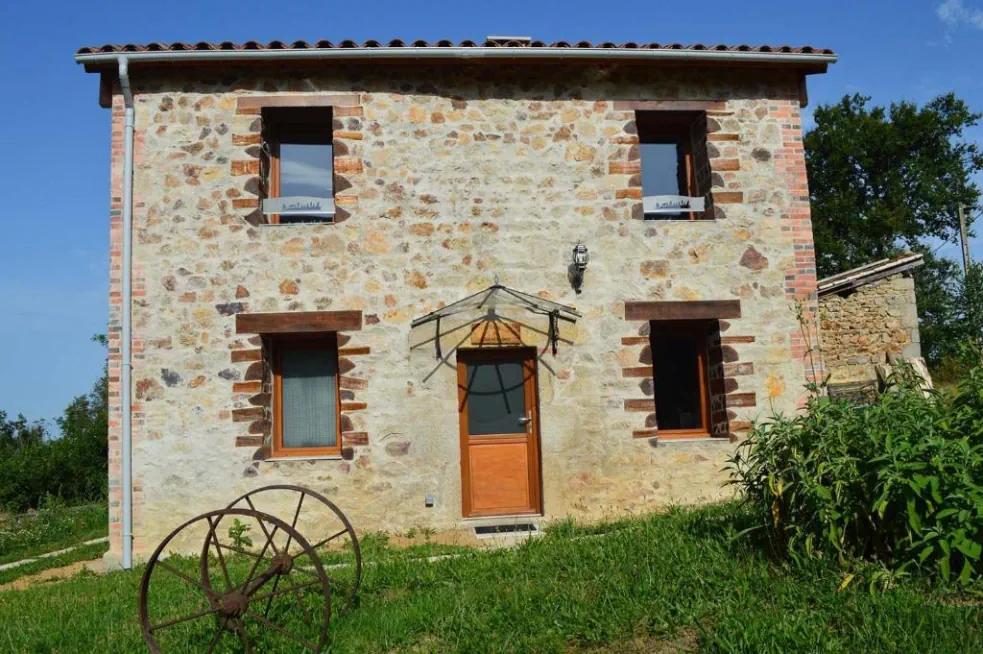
(75, 47, 836, 68)
(117, 56, 134, 570)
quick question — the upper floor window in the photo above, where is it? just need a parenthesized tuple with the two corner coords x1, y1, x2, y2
(638, 111, 711, 221)
(262, 107, 335, 224)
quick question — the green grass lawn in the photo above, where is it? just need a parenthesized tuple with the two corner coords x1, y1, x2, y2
(0, 503, 980, 653)
(0, 540, 110, 587)
(0, 503, 107, 565)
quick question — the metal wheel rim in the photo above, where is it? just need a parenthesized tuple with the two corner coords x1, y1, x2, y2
(138, 508, 331, 653)
(225, 484, 362, 614)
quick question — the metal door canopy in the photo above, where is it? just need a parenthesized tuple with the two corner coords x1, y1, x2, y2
(410, 284, 581, 357)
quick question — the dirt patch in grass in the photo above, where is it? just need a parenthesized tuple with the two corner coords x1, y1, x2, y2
(0, 559, 104, 591)
(575, 628, 700, 653)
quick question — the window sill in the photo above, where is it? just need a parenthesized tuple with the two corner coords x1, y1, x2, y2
(259, 220, 336, 227)
(643, 216, 717, 223)
(653, 435, 734, 446)
(261, 454, 344, 463)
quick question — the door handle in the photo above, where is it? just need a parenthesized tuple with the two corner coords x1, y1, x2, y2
(518, 412, 532, 426)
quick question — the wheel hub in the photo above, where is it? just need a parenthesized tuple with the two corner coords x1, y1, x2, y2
(272, 552, 294, 575)
(219, 590, 249, 618)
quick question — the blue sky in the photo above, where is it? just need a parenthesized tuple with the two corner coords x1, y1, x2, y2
(0, 0, 981, 427)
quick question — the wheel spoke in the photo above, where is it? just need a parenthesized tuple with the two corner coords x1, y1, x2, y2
(244, 609, 316, 650)
(284, 492, 306, 554)
(250, 578, 320, 606)
(286, 562, 320, 580)
(244, 496, 280, 555)
(206, 516, 234, 592)
(149, 604, 221, 632)
(156, 560, 219, 598)
(284, 569, 317, 627)
(215, 541, 272, 562)
(302, 528, 349, 556)
(205, 618, 229, 653)
(243, 525, 279, 590)
(263, 573, 282, 618)
(236, 618, 252, 654)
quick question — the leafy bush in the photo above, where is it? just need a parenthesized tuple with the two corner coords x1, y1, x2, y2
(728, 362, 983, 585)
(0, 336, 108, 512)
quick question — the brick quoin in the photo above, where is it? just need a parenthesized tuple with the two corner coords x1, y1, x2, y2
(774, 100, 823, 399)
(107, 89, 149, 559)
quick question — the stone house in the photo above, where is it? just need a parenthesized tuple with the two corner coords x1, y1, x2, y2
(75, 38, 836, 567)
(818, 253, 925, 388)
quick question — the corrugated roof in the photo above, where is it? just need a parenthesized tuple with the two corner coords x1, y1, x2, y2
(76, 39, 835, 56)
(817, 253, 925, 297)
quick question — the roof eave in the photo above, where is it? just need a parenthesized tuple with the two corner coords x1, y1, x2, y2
(75, 46, 836, 74)
(817, 255, 925, 297)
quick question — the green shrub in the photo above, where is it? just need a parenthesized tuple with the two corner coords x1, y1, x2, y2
(728, 363, 983, 585)
(0, 336, 108, 513)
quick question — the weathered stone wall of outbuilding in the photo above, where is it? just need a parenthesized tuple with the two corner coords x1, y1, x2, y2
(818, 273, 921, 384)
(104, 63, 819, 564)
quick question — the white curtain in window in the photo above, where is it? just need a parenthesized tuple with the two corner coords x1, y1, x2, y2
(281, 348, 337, 448)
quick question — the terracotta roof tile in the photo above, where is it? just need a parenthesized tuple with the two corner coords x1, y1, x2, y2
(76, 39, 835, 56)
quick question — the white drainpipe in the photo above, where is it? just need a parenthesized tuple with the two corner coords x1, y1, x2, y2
(118, 56, 134, 570)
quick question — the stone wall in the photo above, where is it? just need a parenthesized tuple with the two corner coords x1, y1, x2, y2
(104, 62, 819, 565)
(819, 273, 921, 383)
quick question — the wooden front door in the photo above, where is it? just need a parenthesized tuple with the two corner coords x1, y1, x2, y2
(457, 348, 541, 518)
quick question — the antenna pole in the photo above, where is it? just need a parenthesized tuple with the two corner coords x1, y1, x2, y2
(958, 204, 972, 276)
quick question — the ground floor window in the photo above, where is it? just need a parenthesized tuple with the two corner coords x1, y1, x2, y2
(272, 334, 341, 457)
(649, 322, 711, 438)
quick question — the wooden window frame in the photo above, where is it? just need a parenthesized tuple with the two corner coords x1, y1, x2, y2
(649, 321, 712, 439)
(637, 111, 703, 221)
(271, 333, 342, 457)
(263, 107, 334, 225)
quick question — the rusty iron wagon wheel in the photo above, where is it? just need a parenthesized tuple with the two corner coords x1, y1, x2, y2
(139, 508, 331, 653)
(225, 484, 362, 614)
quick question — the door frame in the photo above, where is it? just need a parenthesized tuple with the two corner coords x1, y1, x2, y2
(456, 347, 542, 518)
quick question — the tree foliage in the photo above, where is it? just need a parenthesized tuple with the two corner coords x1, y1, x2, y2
(805, 93, 983, 368)
(0, 336, 108, 511)
(806, 93, 982, 276)
(927, 260, 983, 378)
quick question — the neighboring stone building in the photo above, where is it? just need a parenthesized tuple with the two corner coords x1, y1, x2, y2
(818, 253, 924, 385)
(75, 38, 836, 566)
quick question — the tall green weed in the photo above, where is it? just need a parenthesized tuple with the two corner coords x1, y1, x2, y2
(728, 362, 983, 585)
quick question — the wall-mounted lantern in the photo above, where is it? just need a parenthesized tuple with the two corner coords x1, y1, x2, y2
(570, 241, 590, 293)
